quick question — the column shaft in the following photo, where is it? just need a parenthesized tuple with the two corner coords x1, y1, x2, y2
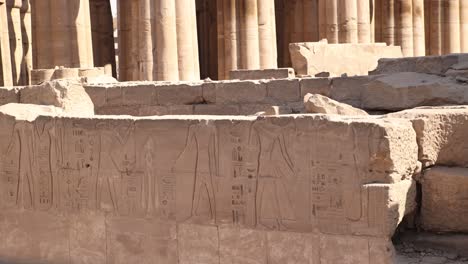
(154, 0, 178, 80)
(258, 0, 277, 69)
(326, 0, 339, 43)
(339, 0, 358, 43)
(461, 0, 468, 52)
(395, 0, 414, 56)
(357, 0, 371, 43)
(412, 0, 425, 56)
(20, 0, 31, 84)
(443, 0, 460, 54)
(0, 0, 13, 86)
(7, 0, 22, 85)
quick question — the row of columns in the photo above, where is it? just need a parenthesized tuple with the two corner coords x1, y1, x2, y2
(425, 0, 468, 55)
(216, 0, 277, 80)
(374, 0, 426, 57)
(118, 0, 200, 81)
(31, 0, 94, 70)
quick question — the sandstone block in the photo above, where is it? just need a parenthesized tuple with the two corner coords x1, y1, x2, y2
(122, 83, 156, 106)
(229, 68, 295, 80)
(304, 94, 368, 116)
(421, 167, 468, 233)
(388, 106, 468, 167)
(193, 104, 240, 115)
(201, 82, 216, 103)
(266, 79, 300, 102)
(215, 80, 267, 104)
(329, 75, 376, 108)
(157, 83, 204, 106)
(0, 87, 19, 105)
(370, 54, 468, 76)
(19, 80, 94, 115)
(361, 72, 468, 111)
(300, 77, 331, 97)
(289, 42, 402, 77)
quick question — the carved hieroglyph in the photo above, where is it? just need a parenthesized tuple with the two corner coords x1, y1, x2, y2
(0, 109, 418, 263)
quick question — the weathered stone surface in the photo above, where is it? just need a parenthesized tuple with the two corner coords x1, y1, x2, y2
(421, 167, 468, 233)
(388, 106, 468, 167)
(265, 79, 300, 103)
(370, 54, 468, 76)
(19, 80, 94, 115)
(300, 77, 331, 97)
(304, 93, 368, 116)
(230, 68, 295, 80)
(0, 86, 19, 105)
(329, 75, 377, 108)
(0, 105, 420, 263)
(215, 80, 267, 104)
(289, 42, 402, 77)
(361, 72, 468, 111)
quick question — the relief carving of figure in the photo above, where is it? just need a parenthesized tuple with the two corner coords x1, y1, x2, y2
(250, 119, 297, 230)
(172, 123, 218, 222)
(0, 120, 22, 208)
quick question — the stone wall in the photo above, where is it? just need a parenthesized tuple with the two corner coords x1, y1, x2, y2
(0, 105, 418, 263)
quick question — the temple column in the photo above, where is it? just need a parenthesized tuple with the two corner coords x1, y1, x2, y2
(395, 0, 414, 56)
(32, 0, 94, 69)
(357, 0, 371, 43)
(20, 0, 32, 84)
(443, 0, 460, 54)
(89, 0, 116, 77)
(6, 0, 22, 85)
(339, 0, 358, 43)
(325, 0, 339, 43)
(461, 0, 468, 52)
(427, 0, 443, 55)
(217, 0, 276, 80)
(0, 0, 13, 86)
(258, 0, 277, 69)
(118, 0, 199, 81)
(412, 0, 425, 56)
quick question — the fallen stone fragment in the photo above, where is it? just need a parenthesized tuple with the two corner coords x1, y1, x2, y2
(304, 93, 368, 115)
(19, 79, 95, 116)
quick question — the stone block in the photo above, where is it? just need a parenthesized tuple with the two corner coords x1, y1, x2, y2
(289, 42, 402, 77)
(229, 68, 295, 80)
(157, 83, 204, 106)
(421, 167, 468, 233)
(370, 54, 468, 76)
(216, 80, 267, 104)
(330, 75, 376, 108)
(193, 104, 240, 115)
(202, 82, 216, 103)
(388, 106, 468, 167)
(266, 79, 300, 102)
(361, 73, 468, 111)
(69, 213, 107, 264)
(300, 77, 331, 97)
(106, 218, 178, 264)
(84, 85, 107, 108)
(122, 84, 156, 106)
(178, 224, 219, 264)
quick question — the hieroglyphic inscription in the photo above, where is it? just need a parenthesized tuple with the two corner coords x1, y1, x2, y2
(0, 119, 21, 208)
(58, 119, 100, 212)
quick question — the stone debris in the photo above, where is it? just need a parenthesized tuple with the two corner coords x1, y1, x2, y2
(304, 93, 368, 116)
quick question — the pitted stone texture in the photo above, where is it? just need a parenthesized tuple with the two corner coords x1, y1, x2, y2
(304, 94, 368, 116)
(362, 72, 468, 111)
(421, 167, 468, 233)
(289, 42, 402, 77)
(19, 80, 94, 115)
(370, 54, 468, 76)
(388, 106, 468, 167)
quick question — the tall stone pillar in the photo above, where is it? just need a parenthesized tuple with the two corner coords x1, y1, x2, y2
(217, 0, 277, 80)
(90, 0, 116, 77)
(32, 0, 94, 69)
(20, 0, 31, 84)
(395, 0, 414, 57)
(339, 0, 358, 43)
(324, 0, 339, 43)
(0, 0, 13, 86)
(412, 0, 425, 56)
(461, 0, 468, 52)
(118, 0, 199, 81)
(443, 0, 460, 54)
(6, 0, 22, 85)
(357, 0, 371, 43)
